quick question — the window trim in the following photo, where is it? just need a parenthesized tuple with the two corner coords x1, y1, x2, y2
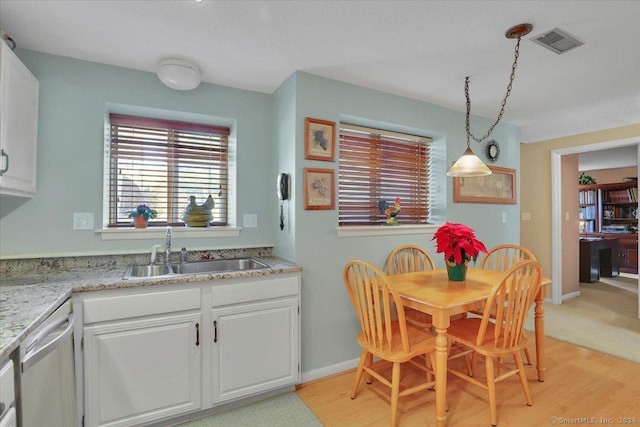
(106, 113, 230, 228)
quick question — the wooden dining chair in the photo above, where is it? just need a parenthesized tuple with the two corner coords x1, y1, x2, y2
(475, 244, 538, 365)
(446, 260, 542, 427)
(344, 259, 436, 427)
(385, 244, 436, 329)
(480, 244, 537, 272)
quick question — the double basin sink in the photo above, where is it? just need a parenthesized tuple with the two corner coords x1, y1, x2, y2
(123, 258, 269, 279)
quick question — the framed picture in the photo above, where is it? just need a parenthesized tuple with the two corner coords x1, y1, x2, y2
(453, 166, 517, 204)
(304, 168, 335, 210)
(304, 117, 335, 161)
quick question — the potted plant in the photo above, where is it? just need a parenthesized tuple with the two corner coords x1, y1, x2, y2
(128, 204, 157, 228)
(432, 222, 487, 281)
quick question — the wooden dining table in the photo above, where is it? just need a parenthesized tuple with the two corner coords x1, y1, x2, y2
(386, 267, 551, 427)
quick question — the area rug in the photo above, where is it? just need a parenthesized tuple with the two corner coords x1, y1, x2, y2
(177, 392, 323, 427)
(525, 281, 640, 363)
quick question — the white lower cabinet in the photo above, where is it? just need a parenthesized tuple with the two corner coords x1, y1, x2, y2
(79, 273, 300, 427)
(212, 296, 299, 403)
(81, 287, 202, 427)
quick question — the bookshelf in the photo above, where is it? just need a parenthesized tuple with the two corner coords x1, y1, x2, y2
(578, 186, 598, 233)
(579, 181, 638, 274)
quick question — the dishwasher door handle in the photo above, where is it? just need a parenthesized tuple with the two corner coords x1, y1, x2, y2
(22, 314, 74, 371)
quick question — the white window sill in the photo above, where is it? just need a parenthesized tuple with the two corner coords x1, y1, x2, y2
(98, 227, 241, 241)
(336, 224, 438, 237)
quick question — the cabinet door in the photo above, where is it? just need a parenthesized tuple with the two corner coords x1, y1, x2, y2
(618, 238, 638, 274)
(83, 313, 201, 427)
(0, 41, 39, 197)
(211, 296, 299, 404)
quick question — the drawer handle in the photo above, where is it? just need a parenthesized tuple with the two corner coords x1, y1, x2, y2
(213, 320, 218, 343)
(0, 149, 8, 176)
(195, 323, 200, 346)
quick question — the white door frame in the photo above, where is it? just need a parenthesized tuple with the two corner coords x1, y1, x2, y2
(550, 137, 639, 311)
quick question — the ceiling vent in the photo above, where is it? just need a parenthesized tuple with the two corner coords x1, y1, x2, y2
(531, 27, 584, 54)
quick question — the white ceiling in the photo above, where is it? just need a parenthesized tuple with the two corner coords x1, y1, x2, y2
(1, 0, 639, 143)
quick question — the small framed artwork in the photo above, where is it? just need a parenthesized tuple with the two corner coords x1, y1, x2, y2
(304, 117, 336, 161)
(453, 166, 517, 204)
(304, 168, 335, 210)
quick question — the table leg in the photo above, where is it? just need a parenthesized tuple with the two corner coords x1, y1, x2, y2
(534, 287, 546, 382)
(433, 324, 448, 427)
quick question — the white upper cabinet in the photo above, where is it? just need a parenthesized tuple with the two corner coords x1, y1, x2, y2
(0, 40, 39, 197)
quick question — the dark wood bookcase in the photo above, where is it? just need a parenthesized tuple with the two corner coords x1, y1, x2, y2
(579, 181, 638, 274)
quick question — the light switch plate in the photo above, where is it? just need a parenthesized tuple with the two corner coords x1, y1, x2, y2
(73, 212, 94, 230)
(243, 214, 258, 228)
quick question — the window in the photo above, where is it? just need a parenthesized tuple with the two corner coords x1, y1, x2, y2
(338, 124, 431, 226)
(107, 114, 229, 227)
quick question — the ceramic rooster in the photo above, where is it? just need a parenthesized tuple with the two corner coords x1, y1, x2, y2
(182, 195, 214, 227)
(377, 197, 401, 225)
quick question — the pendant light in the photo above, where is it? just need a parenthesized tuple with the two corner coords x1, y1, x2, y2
(447, 23, 533, 177)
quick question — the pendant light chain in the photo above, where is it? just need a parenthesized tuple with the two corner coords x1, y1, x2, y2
(465, 35, 523, 145)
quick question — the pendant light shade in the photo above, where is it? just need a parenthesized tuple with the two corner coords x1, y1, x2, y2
(447, 147, 492, 177)
(157, 58, 201, 90)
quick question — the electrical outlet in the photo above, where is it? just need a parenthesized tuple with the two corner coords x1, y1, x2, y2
(521, 212, 531, 221)
(73, 212, 94, 230)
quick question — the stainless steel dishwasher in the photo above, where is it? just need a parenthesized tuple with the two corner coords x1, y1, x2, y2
(20, 298, 76, 427)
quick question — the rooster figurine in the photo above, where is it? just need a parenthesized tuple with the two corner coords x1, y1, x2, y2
(377, 197, 401, 225)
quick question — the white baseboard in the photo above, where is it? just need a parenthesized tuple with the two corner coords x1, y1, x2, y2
(300, 357, 360, 383)
(562, 290, 581, 301)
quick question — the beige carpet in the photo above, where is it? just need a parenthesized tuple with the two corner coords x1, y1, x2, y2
(525, 277, 640, 363)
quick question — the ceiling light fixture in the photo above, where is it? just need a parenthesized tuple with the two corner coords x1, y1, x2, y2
(157, 58, 201, 91)
(447, 23, 533, 177)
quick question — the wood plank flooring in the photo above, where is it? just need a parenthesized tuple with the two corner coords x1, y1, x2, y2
(296, 334, 640, 427)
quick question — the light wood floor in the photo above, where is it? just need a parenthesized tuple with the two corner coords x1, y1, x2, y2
(296, 334, 640, 427)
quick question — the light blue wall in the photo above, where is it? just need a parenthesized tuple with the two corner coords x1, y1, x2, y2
(0, 50, 275, 257)
(0, 52, 521, 375)
(288, 72, 521, 372)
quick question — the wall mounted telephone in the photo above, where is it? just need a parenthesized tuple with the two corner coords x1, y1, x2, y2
(277, 173, 290, 231)
(277, 173, 290, 201)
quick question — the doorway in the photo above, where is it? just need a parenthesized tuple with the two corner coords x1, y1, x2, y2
(551, 137, 640, 319)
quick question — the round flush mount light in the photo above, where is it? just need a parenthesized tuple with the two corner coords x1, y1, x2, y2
(157, 58, 201, 90)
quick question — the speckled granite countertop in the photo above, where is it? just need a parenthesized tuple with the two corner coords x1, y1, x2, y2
(0, 248, 301, 360)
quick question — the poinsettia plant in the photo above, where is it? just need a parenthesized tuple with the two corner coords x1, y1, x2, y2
(432, 222, 487, 264)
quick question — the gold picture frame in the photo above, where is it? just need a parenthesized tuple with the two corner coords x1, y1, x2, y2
(304, 168, 335, 210)
(304, 117, 335, 161)
(453, 166, 517, 204)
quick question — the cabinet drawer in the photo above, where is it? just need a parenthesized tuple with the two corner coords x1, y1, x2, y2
(211, 275, 299, 307)
(0, 359, 14, 413)
(83, 287, 200, 323)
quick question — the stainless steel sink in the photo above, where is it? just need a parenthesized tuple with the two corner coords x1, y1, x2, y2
(171, 258, 269, 275)
(123, 258, 269, 279)
(123, 264, 174, 279)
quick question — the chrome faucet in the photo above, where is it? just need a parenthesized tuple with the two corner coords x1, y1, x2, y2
(165, 226, 172, 265)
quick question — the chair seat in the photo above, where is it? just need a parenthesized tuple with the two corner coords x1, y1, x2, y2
(357, 321, 436, 362)
(447, 318, 528, 357)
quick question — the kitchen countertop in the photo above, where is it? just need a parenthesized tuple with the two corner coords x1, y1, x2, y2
(0, 250, 301, 361)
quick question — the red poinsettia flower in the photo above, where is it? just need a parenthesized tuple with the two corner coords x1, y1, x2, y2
(432, 222, 487, 264)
